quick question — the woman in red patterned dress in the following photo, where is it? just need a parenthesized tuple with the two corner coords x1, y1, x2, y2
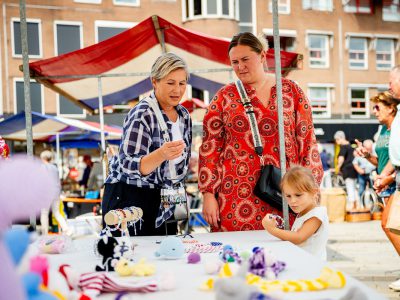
(199, 32, 323, 232)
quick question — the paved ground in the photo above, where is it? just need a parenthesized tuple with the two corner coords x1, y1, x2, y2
(327, 220, 400, 300)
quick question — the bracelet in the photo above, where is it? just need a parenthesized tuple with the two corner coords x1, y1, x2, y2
(364, 152, 371, 159)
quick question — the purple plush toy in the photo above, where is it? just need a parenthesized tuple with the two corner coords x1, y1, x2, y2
(0, 156, 59, 300)
(187, 252, 201, 264)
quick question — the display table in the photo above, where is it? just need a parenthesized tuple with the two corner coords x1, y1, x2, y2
(45, 230, 386, 300)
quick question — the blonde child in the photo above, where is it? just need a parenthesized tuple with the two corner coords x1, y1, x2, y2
(262, 166, 329, 260)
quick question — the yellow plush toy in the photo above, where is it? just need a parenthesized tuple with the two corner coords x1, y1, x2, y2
(115, 258, 156, 277)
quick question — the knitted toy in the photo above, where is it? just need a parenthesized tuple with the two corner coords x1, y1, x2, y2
(95, 236, 119, 271)
(154, 236, 184, 259)
(219, 245, 242, 264)
(0, 156, 59, 300)
(115, 258, 156, 277)
(248, 247, 286, 279)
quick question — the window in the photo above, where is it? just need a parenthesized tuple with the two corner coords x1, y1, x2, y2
(308, 34, 329, 68)
(268, 0, 290, 14)
(14, 79, 43, 114)
(184, 0, 235, 20)
(238, 0, 254, 33)
(383, 0, 400, 22)
(349, 88, 369, 118)
(74, 0, 101, 3)
(348, 37, 368, 69)
(263, 29, 297, 52)
(95, 21, 136, 43)
(303, 0, 333, 11)
(11, 18, 42, 58)
(113, 0, 140, 6)
(308, 86, 331, 118)
(343, 0, 372, 13)
(55, 22, 85, 116)
(375, 38, 395, 70)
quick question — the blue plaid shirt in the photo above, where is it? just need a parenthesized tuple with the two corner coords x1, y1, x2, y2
(106, 92, 192, 189)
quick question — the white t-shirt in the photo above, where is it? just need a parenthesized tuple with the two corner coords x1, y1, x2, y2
(171, 116, 184, 166)
(291, 206, 329, 261)
(389, 104, 400, 167)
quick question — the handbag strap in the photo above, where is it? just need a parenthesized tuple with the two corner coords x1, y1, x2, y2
(235, 80, 264, 166)
(147, 97, 177, 180)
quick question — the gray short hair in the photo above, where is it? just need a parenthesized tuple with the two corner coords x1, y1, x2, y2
(334, 130, 345, 140)
(150, 52, 189, 81)
(40, 150, 53, 162)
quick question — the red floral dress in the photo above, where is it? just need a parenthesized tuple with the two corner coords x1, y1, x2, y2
(199, 79, 323, 232)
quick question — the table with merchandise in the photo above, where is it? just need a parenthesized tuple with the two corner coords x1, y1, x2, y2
(39, 230, 386, 300)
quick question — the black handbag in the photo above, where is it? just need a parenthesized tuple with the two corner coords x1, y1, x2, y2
(235, 80, 285, 211)
(254, 164, 284, 210)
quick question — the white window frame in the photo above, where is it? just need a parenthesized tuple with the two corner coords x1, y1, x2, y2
(268, 0, 290, 14)
(13, 78, 44, 115)
(308, 84, 333, 118)
(183, 0, 236, 21)
(56, 94, 86, 118)
(74, 0, 102, 3)
(54, 21, 83, 56)
(306, 33, 330, 68)
(375, 38, 395, 71)
(382, 0, 400, 22)
(343, 0, 372, 13)
(348, 87, 369, 119)
(11, 18, 43, 58)
(302, 0, 333, 11)
(347, 35, 369, 70)
(94, 20, 137, 43)
(113, 0, 140, 7)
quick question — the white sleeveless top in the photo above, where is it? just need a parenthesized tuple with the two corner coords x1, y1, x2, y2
(171, 116, 184, 167)
(291, 206, 329, 261)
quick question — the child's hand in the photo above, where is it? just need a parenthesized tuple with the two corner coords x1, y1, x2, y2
(262, 214, 276, 229)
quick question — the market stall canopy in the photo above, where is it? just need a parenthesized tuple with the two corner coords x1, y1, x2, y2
(27, 15, 302, 114)
(0, 111, 122, 142)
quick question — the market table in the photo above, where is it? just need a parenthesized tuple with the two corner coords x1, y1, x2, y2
(45, 230, 387, 300)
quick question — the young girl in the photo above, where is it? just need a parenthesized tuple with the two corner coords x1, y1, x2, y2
(262, 166, 329, 260)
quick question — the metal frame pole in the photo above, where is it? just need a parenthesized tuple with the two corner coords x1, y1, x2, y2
(272, 0, 289, 229)
(97, 77, 107, 180)
(20, 0, 36, 229)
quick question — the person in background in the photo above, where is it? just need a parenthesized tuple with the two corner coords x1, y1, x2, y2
(39, 150, 73, 236)
(352, 139, 376, 201)
(355, 91, 399, 256)
(334, 131, 358, 211)
(262, 166, 328, 260)
(0, 136, 9, 159)
(103, 52, 192, 236)
(79, 155, 93, 188)
(199, 32, 323, 232)
(319, 145, 332, 189)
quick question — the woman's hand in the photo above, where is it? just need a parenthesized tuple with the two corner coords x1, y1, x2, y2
(202, 193, 220, 228)
(159, 140, 185, 161)
(355, 139, 370, 158)
(262, 214, 276, 230)
(374, 174, 395, 193)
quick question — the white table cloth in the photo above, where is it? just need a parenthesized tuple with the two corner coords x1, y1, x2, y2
(44, 230, 387, 300)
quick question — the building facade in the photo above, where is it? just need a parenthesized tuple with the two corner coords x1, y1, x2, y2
(0, 0, 399, 141)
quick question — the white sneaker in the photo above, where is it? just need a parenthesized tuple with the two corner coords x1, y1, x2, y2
(388, 279, 400, 291)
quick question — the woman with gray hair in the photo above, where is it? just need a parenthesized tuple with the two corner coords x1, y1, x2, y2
(102, 52, 192, 236)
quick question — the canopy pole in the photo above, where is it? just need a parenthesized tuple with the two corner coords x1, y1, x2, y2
(152, 15, 166, 53)
(56, 133, 62, 179)
(97, 77, 107, 181)
(272, 0, 289, 229)
(20, 0, 36, 230)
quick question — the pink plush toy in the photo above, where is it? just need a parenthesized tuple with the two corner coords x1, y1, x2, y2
(0, 156, 59, 300)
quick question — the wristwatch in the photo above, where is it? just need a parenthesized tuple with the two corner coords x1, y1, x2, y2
(364, 152, 371, 159)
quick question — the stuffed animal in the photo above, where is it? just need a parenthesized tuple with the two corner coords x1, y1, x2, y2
(115, 258, 156, 277)
(154, 236, 184, 259)
(0, 156, 60, 300)
(95, 236, 119, 271)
